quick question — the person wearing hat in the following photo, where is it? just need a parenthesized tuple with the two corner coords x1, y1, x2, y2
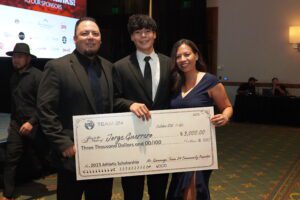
(237, 77, 258, 96)
(2, 43, 48, 200)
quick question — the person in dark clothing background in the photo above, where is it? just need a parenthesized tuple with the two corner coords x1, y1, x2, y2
(237, 77, 257, 96)
(271, 77, 288, 96)
(2, 43, 48, 200)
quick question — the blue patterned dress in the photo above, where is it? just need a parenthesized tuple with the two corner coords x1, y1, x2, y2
(167, 73, 219, 200)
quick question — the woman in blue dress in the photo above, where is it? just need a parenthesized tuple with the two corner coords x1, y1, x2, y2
(167, 39, 233, 200)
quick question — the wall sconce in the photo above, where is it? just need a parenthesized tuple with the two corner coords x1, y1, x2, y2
(289, 26, 300, 51)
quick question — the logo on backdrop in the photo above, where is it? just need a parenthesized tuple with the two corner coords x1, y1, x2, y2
(60, 23, 67, 30)
(62, 36, 67, 44)
(18, 32, 25, 40)
(14, 19, 20, 24)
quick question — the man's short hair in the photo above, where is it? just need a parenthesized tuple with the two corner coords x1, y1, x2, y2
(248, 77, 257, 82)
(272, 77, 278, 82)
(74, 17, 97, 36)
(127, 14, 157, 35)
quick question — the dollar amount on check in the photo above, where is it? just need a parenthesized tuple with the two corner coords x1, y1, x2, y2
(73, 107, 218, 180)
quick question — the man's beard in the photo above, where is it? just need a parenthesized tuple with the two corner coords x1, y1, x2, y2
(13, 63, 28, 71)
(83, 49, 99, 57)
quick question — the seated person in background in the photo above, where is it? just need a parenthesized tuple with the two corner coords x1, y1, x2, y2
(272, 77, 288, 96)
(237, 77, 257, 95)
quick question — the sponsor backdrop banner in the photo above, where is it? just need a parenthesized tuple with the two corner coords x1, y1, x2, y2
(0, 0, 86, 58)
(0, 0, 86, 18)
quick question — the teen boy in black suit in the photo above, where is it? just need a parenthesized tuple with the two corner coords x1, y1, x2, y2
(113, 14, 171, 200)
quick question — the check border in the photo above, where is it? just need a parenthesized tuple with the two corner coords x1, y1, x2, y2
(73, 107, 218, 180)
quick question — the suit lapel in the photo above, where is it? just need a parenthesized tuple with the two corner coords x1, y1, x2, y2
(98, 56, 113, 112)
(70, 53, 97, 113)
(154, 54, 168, 104)
(128, 54, 152, 100)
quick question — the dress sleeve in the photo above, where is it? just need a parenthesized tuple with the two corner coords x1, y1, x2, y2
(205, 73, 220, 89)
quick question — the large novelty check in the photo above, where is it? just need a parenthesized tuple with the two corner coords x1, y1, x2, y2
(73, 107, 218, 180)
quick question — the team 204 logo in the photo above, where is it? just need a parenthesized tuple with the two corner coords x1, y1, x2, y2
(84, 120, 95, 130)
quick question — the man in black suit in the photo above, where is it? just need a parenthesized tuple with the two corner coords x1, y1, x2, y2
(113, 14, 171, 200)
(37, 17, 113, 200)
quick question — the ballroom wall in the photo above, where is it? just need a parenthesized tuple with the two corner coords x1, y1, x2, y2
(214, 0, 300, 101)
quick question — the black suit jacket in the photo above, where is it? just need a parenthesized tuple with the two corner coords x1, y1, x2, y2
(37, 51, 113, 171)
(113, 52, 171, 112)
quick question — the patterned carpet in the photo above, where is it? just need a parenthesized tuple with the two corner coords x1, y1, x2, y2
(210, 123, 300, 200)
(0, 122, 300, 200)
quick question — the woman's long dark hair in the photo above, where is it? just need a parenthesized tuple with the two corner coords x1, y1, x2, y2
(170, 39, 207, 93)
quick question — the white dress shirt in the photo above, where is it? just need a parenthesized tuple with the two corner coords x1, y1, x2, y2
(136, 50, 160, 101)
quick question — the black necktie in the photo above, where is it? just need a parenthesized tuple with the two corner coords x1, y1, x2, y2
(144, 56, 152, 100)
(87, 62, 103, 113)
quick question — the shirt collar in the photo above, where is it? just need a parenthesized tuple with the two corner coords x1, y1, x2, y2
(136, 50, 156, 62)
